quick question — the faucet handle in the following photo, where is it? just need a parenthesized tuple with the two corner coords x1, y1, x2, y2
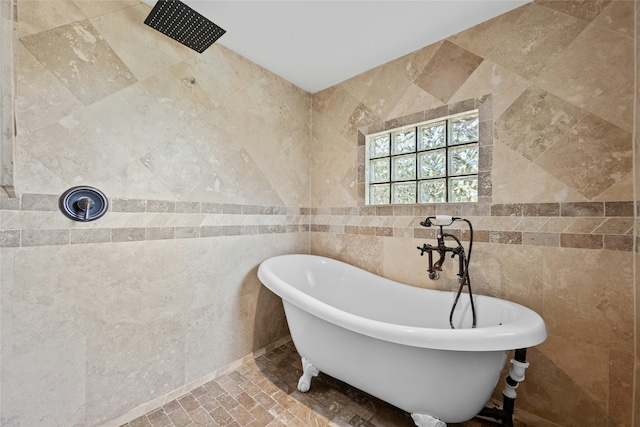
(76, 197, 94, 221)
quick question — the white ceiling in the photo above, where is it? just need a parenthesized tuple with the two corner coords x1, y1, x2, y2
(146, 1, 530, 94)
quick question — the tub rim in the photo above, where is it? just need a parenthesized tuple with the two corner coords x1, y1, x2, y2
(258, 254, 547, 352)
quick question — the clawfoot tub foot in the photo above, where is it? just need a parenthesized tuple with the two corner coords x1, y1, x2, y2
(297, 357, 320, 392)
(411, 413, 446, 427)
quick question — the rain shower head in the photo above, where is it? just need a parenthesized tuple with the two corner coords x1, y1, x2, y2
(144, 0, 226, 53)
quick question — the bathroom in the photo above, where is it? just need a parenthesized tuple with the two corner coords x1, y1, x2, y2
(0, 0, 637, 426)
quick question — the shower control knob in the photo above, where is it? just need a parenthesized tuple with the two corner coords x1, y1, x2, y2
(76, 197, 94, 220)
(59, 186, 108, 222)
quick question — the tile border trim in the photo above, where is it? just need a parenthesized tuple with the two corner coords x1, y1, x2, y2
(3, 194, 631, 218)
(0, 225, 310, 248)
(3, 193, 307, 215)
(309, 201, 635, 252)
(1, 195, 635, 251)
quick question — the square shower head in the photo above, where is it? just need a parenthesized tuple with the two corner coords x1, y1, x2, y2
(144, 0, 226, 54)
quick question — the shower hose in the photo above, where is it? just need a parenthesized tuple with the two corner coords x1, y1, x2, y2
(447, 218, 476, 329)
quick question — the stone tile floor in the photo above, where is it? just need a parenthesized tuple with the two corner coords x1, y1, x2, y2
(121, 341, 501, 427)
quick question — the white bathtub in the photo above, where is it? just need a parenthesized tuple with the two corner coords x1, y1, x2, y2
(257, 254, 547, 426)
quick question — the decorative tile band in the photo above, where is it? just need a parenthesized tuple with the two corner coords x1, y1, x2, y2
(308, 200, 634, 218)
(3, 194, 632, 217)
(308, 201, 635, 252)
(1, 194, 635, 251)
(0, 195, 310, 247)
(1, 194, 307, 215)
(309, 224, 633, 252)
(0, 225, 310, 248)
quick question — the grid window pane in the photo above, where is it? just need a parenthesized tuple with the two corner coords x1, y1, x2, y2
(418, 179, 446, 203)
(370, 158, 390, 183)
(418, 122, 446, 150)
(450, 115, 479, 145)
(370, 184, 390, 205)
(392, 154, 416, 181)
(392, 130, 416, 155)
(392, 182, 416, 204)
(370, 135, 390, 158)
(449, 177, 478, 202)
(449, 144, 479, 176)
(418, 149, 446, 179)
(365, 109, 479, 205)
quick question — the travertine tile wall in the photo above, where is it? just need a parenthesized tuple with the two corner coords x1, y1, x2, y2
(0, 0, 16, 196)
(310, 1, 636, 426)
(1, 1, 311, 426)
(2, 0, 639, 426)
(634, 1, 640, 425)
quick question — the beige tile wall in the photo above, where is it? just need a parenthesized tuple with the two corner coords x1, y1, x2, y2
(2, 0, 639, 426)
(310, 1, 636, 426)
(635, 1, 640, 425)
(2, 0, 311, 426)
(0, 0, 16, 196)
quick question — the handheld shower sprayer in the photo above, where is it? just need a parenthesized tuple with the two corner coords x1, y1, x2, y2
(419, 214, 458, 228)
(417, 215, 476, 329)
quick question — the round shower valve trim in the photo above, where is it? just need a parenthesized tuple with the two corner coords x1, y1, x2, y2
(59, 186, 109, 222)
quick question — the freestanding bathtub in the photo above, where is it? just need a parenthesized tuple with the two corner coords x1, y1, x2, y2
(257, 254, 547, 426)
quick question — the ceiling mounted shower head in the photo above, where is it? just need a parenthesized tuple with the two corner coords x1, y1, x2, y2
(144, 0, 226, 53)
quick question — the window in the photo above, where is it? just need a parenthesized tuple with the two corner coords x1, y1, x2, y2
(365, 110, 479, 205)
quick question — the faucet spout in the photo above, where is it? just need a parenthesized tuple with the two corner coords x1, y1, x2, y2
(429, 225, 463, 275)
(416, 243, 442, 279)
